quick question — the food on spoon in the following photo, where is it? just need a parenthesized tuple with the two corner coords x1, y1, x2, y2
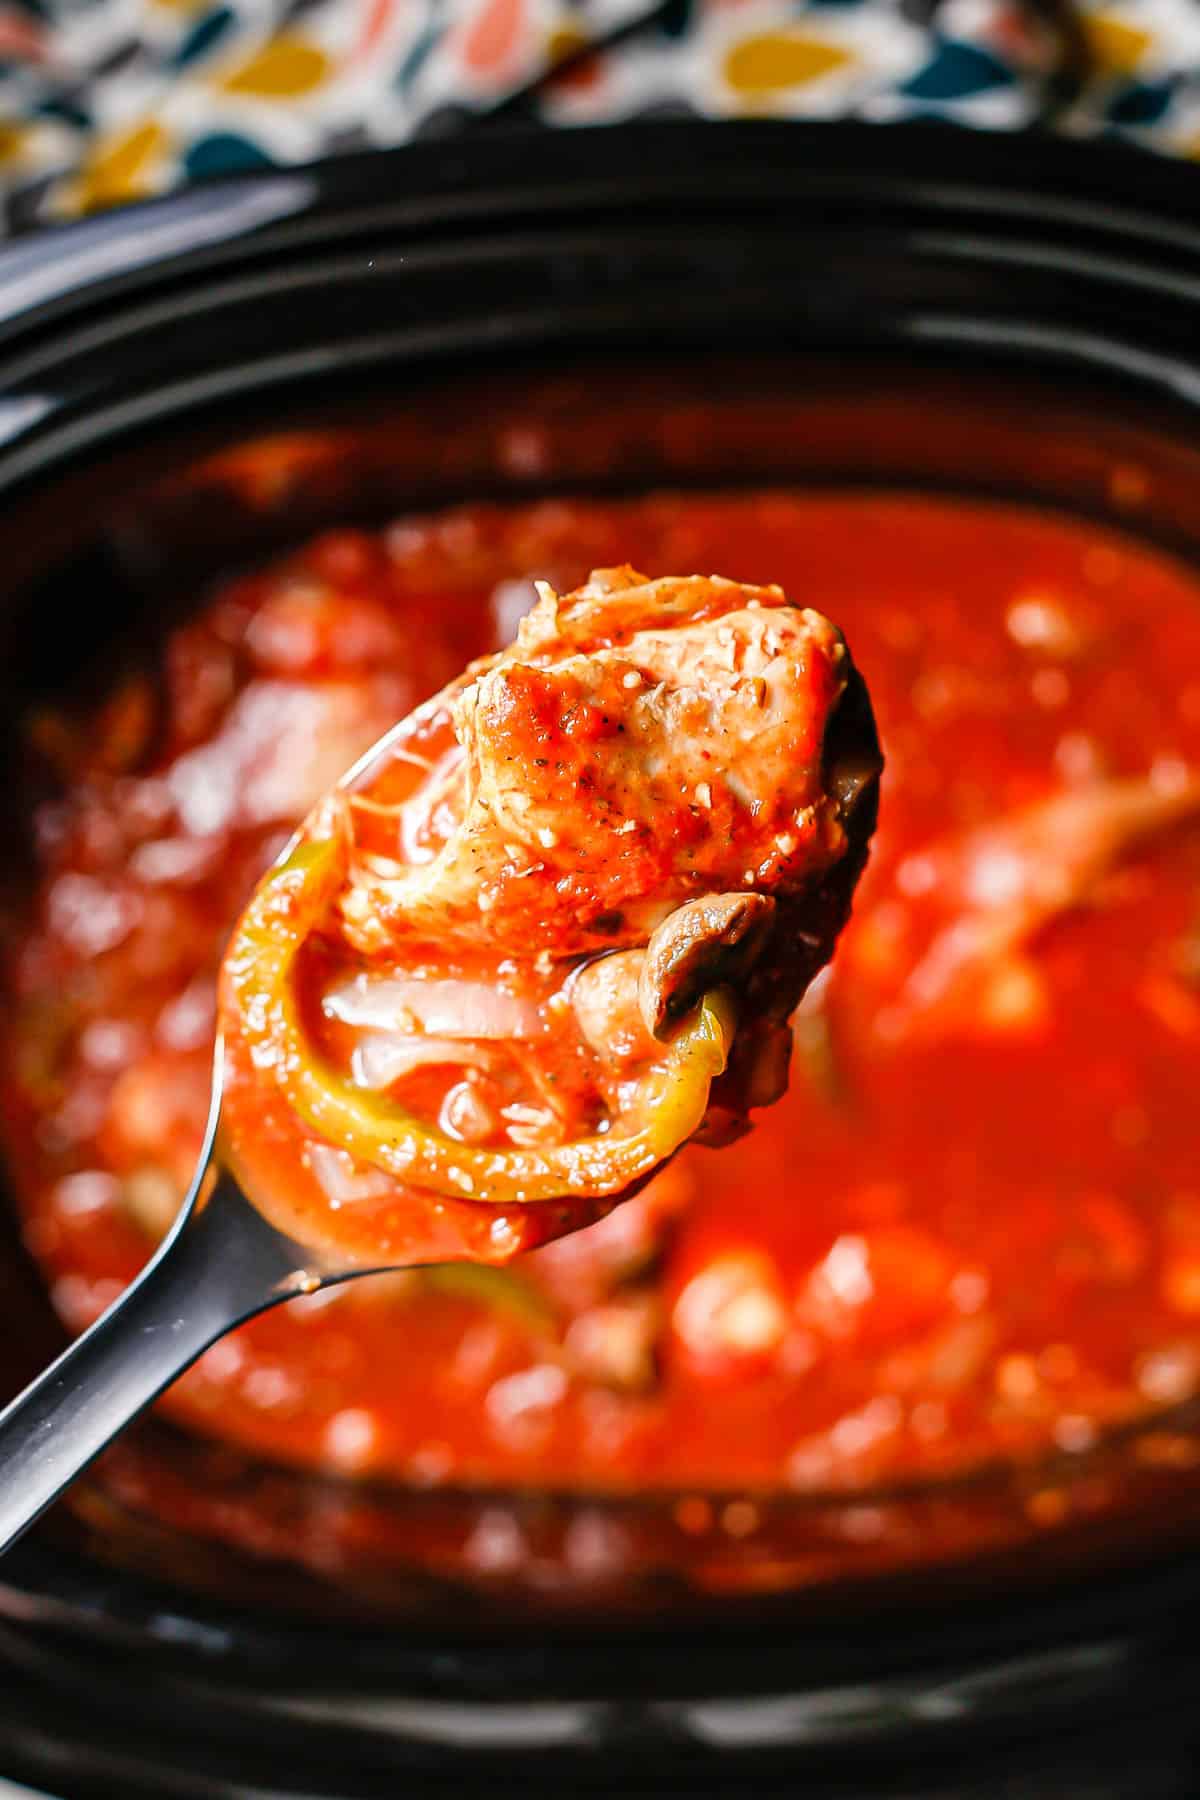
(217, 566, 881, 1265)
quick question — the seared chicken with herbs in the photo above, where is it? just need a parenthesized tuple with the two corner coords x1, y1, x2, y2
(218, 566, 880, 1265)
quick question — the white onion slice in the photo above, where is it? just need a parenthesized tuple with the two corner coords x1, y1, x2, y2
(307, 1143, 393, 1205)
(324, 974, 541, 1040)
(350, 1033, 493, 1091)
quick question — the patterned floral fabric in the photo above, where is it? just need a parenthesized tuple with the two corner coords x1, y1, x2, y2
(0, 0, 1197, 231)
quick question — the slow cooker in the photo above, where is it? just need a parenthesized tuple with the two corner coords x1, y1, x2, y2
(1, 120, 1199, 1796)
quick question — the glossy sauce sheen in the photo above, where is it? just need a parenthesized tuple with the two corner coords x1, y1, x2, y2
(6, 492, 1200, 1498)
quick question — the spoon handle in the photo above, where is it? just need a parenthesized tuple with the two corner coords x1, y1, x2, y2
(0, 1165, 301, 1555)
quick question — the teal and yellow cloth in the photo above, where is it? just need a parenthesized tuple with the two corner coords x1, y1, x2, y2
(1, 0, 1198, 229)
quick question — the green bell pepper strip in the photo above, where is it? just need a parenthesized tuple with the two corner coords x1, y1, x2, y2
(416, 1263, 558, 1331)
(223, 837, 735, 1205)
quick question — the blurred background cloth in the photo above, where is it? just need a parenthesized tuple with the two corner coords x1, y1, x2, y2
(0, 0, 1197, 230)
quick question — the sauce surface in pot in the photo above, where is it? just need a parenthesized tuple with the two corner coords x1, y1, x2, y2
(5, 488, 1200, 1506)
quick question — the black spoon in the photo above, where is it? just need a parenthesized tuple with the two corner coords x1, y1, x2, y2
(0, 1043, 411, 1556)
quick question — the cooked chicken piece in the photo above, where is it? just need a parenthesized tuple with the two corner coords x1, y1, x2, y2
(569, 951, 649, 1060)
(859, 772, 1200, 1045)
(341, 567, 873, 958)
(167, 676, 403, 836)
(339, 565, 879, 1118)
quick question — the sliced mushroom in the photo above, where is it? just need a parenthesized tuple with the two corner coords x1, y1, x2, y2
(639, 892, 776, 1040)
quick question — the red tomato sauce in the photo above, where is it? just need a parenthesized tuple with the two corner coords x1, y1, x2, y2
(6, 490, 1200, 1512)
